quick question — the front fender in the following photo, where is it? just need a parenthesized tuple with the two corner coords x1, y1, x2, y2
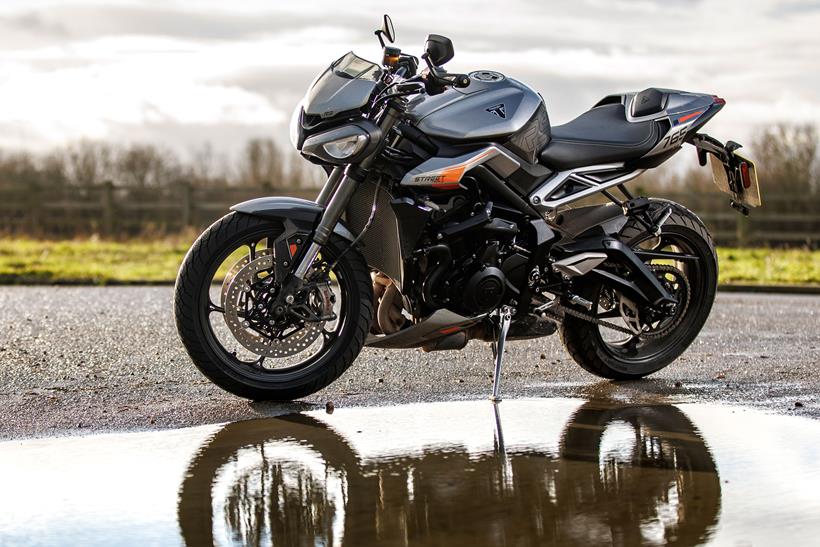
(230, 196, 355, 242)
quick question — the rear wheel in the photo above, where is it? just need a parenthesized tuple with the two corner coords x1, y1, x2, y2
(560, 200, 717, 379)
(174, 212, 373, 400)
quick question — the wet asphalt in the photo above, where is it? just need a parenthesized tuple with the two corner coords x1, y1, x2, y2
(0, 287, 817, 439)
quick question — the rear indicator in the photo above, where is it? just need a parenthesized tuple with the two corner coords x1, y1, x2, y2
(740, 162, 751, 189)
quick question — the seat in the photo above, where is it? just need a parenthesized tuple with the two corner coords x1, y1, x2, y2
(538, 103, 658, 170)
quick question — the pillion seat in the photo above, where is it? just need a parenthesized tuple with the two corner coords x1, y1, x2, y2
(538, 102, 660, 170)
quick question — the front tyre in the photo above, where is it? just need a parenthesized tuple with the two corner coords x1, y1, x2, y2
(560, 200, 718, 380)
(174, 212, 373, 400)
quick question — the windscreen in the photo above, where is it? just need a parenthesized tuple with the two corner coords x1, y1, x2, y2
(332, 52, 381, 80)
(303, 52, 381, 117)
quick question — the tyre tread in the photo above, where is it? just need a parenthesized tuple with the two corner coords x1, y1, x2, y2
(174, 212, 373, 400)
(560, 199, 717, 380)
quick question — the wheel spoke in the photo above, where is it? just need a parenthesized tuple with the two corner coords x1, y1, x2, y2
(208, 301, 225, 314)
(247, 241, 257, 261)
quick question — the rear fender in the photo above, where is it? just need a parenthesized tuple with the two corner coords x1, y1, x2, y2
(556, 203, 628, 240)
(230, 196, 356, 242)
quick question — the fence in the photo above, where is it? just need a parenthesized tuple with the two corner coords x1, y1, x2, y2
(0, 182, 817, 247)
(0, 182, 316, 237)
(658, 192, 818, 247)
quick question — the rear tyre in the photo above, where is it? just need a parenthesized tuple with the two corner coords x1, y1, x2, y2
(174, 212, 373, 400)
(560, 200, 717, 379)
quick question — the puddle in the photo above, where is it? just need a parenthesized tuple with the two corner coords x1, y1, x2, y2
(2, 398, 820, 546)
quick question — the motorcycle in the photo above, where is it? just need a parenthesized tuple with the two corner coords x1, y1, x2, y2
(174, 15, 761, 400)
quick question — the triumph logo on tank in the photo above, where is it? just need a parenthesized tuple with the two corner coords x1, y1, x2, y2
(486, 103, 506, 119)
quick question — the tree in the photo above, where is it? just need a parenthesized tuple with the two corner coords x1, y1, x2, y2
(116, 144, 180, 188)
(64, 140, 114, 186)
(751, 123, 818, 194)
(239, 138, 283, 189)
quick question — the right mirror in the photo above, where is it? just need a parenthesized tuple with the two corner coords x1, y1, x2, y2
(424, 34, 454, 66)
(382, 14, 395, 43)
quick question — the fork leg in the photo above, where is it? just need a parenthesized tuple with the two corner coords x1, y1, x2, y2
(490, 307, 512, 402)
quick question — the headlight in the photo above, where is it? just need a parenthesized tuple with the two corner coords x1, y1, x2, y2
(322, 134, 367, 159)
(289, 101, 303, 150)
(300, 122, 382, 165)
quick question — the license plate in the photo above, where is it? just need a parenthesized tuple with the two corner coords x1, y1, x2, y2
(709, 152, 762, 207)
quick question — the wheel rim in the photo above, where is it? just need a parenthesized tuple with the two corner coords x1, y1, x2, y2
(197, 228, 350, 384)
(593, 229, 709, 366)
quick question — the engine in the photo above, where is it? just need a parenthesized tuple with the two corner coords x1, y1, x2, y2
(418, 199, 528, 316)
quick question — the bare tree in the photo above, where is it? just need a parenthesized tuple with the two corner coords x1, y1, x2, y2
(239, 138, 283, 189)
(0, 151, 40, 188)
(116, 144, 181, 188)
(64, 140, 115, 186)
(751, 123, 818, 194)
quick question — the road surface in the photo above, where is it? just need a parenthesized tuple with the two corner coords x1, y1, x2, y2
(0, 287, 817, 438)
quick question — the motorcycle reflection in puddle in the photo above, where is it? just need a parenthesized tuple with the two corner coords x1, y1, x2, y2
(178, 401, 720, 546)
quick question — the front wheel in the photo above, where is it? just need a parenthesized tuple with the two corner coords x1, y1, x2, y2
(174, 212, 373, 400)
(560, 200, 718, 379)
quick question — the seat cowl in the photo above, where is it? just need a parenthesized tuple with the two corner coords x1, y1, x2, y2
(631, 88, 668, 118)
(538, 104, 658, 170)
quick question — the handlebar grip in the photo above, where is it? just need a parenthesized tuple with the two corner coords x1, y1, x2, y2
(453, 74, 471, 88)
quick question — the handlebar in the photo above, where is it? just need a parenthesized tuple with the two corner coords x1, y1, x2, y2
(423, 67, 471, 93)
(445, 72, 471, 88)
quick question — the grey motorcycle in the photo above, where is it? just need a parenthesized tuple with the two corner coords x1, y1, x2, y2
(174, 15, 761, 400)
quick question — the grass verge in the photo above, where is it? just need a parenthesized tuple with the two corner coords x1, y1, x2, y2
(0, 237, 818, 286)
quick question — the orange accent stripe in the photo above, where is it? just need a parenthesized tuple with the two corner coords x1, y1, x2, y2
(430, 148, 496, 189)
(437, 165, 466, 183)
(439, 326, 461, 335)
(289, 243, 298, 256)
(678, 111, 703, 123)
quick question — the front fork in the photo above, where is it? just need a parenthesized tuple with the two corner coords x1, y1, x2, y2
(291, 103, 402, 281)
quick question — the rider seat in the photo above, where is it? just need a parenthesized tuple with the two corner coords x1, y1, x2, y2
(538, 102, 660, 170)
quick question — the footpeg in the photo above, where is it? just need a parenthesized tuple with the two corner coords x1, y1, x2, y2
(568, 294, 593, 311)
(490, 307, 513, 402)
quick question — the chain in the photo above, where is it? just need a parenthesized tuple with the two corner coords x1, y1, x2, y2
(541, 304, 636, 335)
(539, 264, 690, 338)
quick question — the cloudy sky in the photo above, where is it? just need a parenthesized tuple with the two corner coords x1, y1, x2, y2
(1, 0, 818, 161)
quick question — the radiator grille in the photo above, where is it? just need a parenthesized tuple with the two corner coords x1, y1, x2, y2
(345, 180, 403, 285)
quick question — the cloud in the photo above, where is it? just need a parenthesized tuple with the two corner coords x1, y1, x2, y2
(0, 0, 817, 157)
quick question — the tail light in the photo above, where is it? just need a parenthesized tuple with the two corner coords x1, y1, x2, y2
(739, 162, 751, 189)
(712, 95, 726, 105)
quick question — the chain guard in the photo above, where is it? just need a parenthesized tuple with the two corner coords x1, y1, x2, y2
(544, 264, 691, 338)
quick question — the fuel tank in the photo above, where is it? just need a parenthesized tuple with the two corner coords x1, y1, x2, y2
(406, 70, 544, 142)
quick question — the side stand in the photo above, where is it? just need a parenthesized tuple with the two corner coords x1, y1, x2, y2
(490, 306, 513, 402)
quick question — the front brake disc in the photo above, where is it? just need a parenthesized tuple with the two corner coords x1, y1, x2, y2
(221, 252, 329, 358)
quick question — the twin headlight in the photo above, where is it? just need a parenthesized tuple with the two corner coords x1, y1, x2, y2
(298, 120, 382, 164)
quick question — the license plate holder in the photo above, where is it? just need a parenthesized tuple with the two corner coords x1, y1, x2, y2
(709, 150, 762, 208)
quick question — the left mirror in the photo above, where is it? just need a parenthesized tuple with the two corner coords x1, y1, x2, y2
(382, 14, 395, 43)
